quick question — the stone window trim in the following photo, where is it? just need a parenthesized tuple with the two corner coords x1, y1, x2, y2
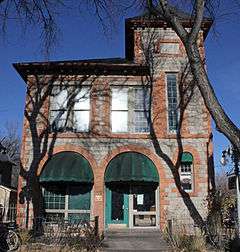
(110, 86, 151, 134)
(165, 72, 179, 133)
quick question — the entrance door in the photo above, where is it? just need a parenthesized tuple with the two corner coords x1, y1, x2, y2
(129, 188, 159, 228)
(105, 187, 129, 227)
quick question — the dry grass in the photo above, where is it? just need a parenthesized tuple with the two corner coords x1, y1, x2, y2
(18, 229, 32, 245)
(163, 225, 208, 252)
(17, 221, 103, 252)
(18, 244, 103, 252)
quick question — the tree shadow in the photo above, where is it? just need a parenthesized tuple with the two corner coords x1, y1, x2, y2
(17, 73, 98, 231)
(138, 26, 215, 233)
(16, 33, 215, 241)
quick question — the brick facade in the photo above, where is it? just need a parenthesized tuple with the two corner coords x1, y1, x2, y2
(14, 14, 213, 231)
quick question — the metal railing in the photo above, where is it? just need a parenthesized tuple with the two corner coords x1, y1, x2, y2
(0, 204, 17, 223)
(31, 216, 100, 247)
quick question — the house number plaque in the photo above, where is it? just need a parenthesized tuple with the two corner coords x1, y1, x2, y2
(95, 194, 103, 201)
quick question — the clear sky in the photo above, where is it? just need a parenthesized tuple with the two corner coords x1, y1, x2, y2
(0, 3, 239, 173)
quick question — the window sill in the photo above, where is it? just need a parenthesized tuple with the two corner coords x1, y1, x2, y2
(168, 130, 177, 134)
(48, 132, 151, 139)
(109, 132, 151, 138)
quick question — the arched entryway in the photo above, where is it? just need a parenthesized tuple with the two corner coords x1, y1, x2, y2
(39, 151, 94, 223)
(104, 152, 160, 229)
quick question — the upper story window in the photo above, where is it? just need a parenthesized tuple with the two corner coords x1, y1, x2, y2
(133, 88, 150, 133)
(50, 86, 90, 132)
(111, 87, 150, 133)
(167, 74, 178, 132)
(73, 88, 90, 132)
(180, 152, 193, 192)
(111, 88, 128, 133)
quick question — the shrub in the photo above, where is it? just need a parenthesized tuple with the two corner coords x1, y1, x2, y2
(18, 229, 32, 245)
(25, 220, 103, 251)
(163, 225, 207, 252)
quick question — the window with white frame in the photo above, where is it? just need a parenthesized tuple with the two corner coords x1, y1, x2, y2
(111, 87, 128, 133)
(50, 86, 90, 132)
(180, 152, 193, 191)
(72, 88, 90, 132)
(133, 88, 150, 133)
(43, 185, 91, 222)
(166, 74, 178, 131)
(111, 87, 150, 133)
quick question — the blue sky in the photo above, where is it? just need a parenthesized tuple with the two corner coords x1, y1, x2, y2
(0, 4, 240, 173)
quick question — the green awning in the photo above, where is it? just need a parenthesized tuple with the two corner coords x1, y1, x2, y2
(181, 152, 193, 163)
(39, 152, 94, 184)
(104, 152, 159, 184)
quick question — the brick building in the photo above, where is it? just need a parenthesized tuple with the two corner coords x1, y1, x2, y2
(14, 10, 214, 231)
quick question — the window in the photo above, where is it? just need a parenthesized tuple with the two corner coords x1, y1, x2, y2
(133, 88, 150, 133)
(50, 89, 68, 130)
(180, 152, 193, 191)
(111, 88, 128, 132)
(50, 87, 90, 132)
(111, 87, 150, 133)
(73, 88, 90, 132)
(167, 74, 178, 131)
(43, 185, 91, 222)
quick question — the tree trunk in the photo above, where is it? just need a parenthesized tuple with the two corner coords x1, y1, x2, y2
(185, 42, 240, 151)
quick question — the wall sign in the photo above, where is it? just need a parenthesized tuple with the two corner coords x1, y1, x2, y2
(95, 194, 103, 202)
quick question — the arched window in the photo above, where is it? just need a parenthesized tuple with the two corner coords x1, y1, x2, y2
(43, 184, 92, 222)
(39, 151, 94, 222)
(180, 152, 193, 191)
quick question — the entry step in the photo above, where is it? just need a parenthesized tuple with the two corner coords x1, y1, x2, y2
(102, 230, 172, 251)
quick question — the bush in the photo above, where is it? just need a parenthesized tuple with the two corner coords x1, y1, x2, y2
(25, 221, 103, 251)
(18, 229, 32, 245)
(164, 225, 207, 252)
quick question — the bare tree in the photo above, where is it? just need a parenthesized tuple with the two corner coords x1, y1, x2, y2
(0, 122, 21, 187)
(1, 0, 238, 152)
(5, 0, 240, 243)
(88, 0, 240, 152)
(150, 1, 240, 151)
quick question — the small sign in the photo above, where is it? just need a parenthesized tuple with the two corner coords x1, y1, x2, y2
(137, 194, 144, 205)
(95, 194, 103, 202)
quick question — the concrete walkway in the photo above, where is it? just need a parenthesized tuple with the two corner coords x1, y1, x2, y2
(102, 229, 172, 251)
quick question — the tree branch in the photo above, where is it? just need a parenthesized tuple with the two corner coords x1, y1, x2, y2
(189, 0, 205, 43)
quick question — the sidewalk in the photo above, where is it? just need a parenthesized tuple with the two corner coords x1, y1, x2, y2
(101, 229, 172, 251)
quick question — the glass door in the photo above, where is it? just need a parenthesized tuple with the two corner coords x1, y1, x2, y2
(105, 187, 129, 227)
(129, 188, 158, 228)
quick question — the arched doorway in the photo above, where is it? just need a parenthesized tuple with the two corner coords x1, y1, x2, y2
(104, 152, 159, 229)
(39, 151, 94, 223)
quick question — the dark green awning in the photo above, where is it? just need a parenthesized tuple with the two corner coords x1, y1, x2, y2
(181, 152, 193, 163)
(39, 152, 94, 183)
(105, 152, 159, 184)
